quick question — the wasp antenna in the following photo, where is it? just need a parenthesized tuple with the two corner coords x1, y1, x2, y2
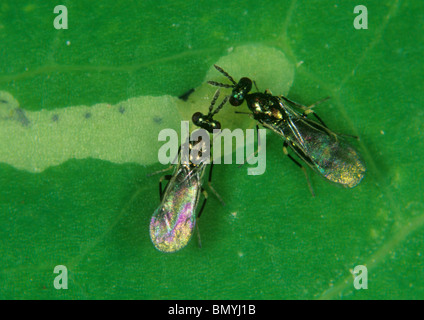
(213, 65, 237, 85)
(207, 80, 233, 89)
(211, 95, 229, 117)
(307, 96, 331, 109)
(253, 80, 260, 92)
(208, 90, 220, 115)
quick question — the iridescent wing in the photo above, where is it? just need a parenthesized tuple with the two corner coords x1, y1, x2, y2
(149, 164, 205, 252)
(280, 116, 366, 188)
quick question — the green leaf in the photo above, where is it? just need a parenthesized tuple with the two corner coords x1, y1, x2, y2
(1, 0, 423, 299)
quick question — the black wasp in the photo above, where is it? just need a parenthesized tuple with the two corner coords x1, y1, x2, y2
(150, 90, 227, 252)
(208, 65, 366, 194)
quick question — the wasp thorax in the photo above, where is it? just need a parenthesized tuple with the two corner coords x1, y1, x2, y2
(271, 107, 282, 120)
(189, 137, 209, 165)
(249, 95, 265, 113)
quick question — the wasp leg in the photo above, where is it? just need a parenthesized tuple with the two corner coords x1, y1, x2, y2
(252, 80, 259, 92)
(239, 124, 260, 169)
(304, 107, 359, 140)
(147, 145, 181, 178)
(280, 96, 360, 140)
(305, 96, 331, 109)
(338, 132, 360, 140)
(207, 162, 225, 206)
(283, 142, 316, 197)
(304, 109, 359, 140)
(235, 111, 251, 115)
(147, 165, 174, 178)
(279, 95, 331, 128)
(197, 189, 208, 219)
(196, 222, 202, 249)
(196, 188, 209, 249)
(302, 108, 329, 128)
(280, 95, 330, 110)
(159, 175, 173, 200)
(300, 97, 330, 128)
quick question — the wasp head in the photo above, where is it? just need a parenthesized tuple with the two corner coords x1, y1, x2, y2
(229, 77, 252, 106)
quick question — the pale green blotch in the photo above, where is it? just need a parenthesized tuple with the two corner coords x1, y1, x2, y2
(0, 44, 294, 173)
(0, 91, 180, 172)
